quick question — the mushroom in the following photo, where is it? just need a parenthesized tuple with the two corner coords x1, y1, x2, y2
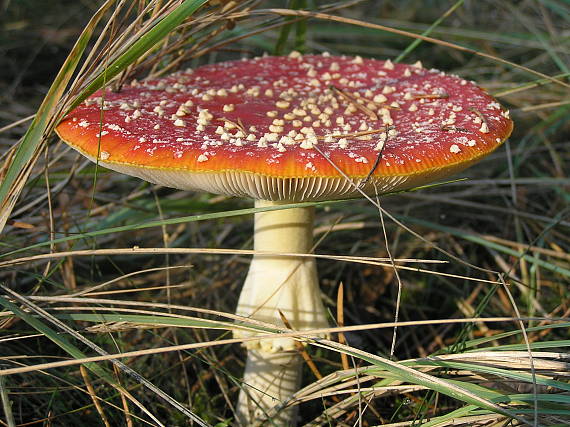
(55, 53, 513, 425)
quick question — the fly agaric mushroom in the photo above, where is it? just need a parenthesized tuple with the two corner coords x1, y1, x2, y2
(56, 52, 513, 425)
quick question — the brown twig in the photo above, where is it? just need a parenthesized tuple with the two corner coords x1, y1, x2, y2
(359, 128, 389, 188)
(329, 85, 379, 120)
(413, 92, 449, 99)
(278, 310, 323, 380)
(319, 127, 389, 141)
(440, 125, 470, 132)
(468, 106, 488, 125)
(217, 117, 248, 135)
(336, 283, 350, 371)
(113, 364, 134, 427)
(80, 366, 111, 427)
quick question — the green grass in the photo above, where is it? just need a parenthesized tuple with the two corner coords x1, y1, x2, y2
(1, 0, 569, 425)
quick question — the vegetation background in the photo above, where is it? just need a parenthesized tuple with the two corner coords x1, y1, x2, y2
(1, 0, 569, 425)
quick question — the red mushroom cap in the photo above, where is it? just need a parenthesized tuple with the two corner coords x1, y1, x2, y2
(56, 53, 513, 201)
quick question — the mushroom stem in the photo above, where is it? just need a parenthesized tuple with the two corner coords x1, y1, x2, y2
(235, 200, 328, 425)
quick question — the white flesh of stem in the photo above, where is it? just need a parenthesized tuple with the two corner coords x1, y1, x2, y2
(235, 200, 328, 424)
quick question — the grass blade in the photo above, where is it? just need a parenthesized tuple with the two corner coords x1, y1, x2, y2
(69, 0, 210, 110)
(0, 285, 210, 426)
(0, 0, 209, 235)
(308, 339, 531, 424)
(0, 1, 115, 233)
(395, 0, 465, 62)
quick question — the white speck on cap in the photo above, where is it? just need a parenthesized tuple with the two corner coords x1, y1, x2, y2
(373, 94, 387, 103)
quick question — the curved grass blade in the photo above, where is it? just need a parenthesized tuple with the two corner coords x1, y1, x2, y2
(395, 0, 465, 63)
(410, 360, 570, 393)
(57, 313, 244, 331)
(452, 322, 570, 352)
(0, 1, 115, 233)
(400, 216, 570, 278)
(0, 374, 15, 427)
(0, 292, 165, 426)
(259, 8, 570, 89)
(68, 0, 209, 110)
(0, 0, 209, 235)
(0, 178, 464, 260)
(307, 338, 531, 424)
(0, 200, 329, 259)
